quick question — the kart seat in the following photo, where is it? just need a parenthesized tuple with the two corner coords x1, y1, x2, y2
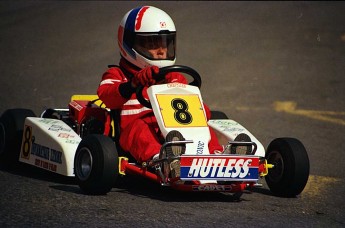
(110, 109, 136, 162)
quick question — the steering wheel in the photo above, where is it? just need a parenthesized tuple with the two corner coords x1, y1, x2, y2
(136, 65, 202, 109)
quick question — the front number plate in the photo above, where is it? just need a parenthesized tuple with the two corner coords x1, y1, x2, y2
(156, 94, 208, 128)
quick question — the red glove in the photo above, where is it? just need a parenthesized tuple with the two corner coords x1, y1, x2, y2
(165, 72, 188, 84)
(165, 73, 175, 83)
(132, 66, 159, 87)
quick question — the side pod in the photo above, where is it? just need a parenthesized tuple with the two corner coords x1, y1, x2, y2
(19, 117, 81, 176)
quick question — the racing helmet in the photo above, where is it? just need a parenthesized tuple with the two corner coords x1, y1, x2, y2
(118, 6, 176, 69)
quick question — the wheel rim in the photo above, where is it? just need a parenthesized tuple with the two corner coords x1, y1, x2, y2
(267, 150, 284, 183)
(0, 123, 6, 155)
(76, 147, 93, 181)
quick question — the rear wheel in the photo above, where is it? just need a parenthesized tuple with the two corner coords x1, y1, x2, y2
(0, 109, 36, 163)
(74, 134, 119, 195)
(265, 138, 309, 197)
(210, 111, 228, 120)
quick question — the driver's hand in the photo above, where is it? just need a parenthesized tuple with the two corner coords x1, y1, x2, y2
(132, 66, 159, 87)
(165, 72, 188, 84)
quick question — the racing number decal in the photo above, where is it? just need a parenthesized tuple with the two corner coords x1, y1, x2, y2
(157, 94, 208, 128)
(21, 125, 32, 159)
(171, 98, 192, 124)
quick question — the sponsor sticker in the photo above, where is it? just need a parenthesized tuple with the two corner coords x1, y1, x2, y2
(69, 101, 83, 111)
(192, 185, 232, 191)
(180, 155, 259, 181)
(20, 125, 64, 167)
(48, 124, 71, 132)
(58, 133, 75, 139)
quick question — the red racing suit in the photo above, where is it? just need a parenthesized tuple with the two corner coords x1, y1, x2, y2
(97, 58, 222, 162)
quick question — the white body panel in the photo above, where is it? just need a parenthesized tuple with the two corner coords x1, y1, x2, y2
(148, 83, 265, 158)
(148, 83, 266, 184)
(19, 117, 81, 176)
(148, 83, 211, 155)
(208, 119, 265, 157)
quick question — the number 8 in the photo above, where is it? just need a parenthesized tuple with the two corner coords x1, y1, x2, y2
(22, 126, 32, 157)
(171, 98, 192, 124)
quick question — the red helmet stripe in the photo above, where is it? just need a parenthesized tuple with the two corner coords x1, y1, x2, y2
(117, 26, 126, 56)
(135, 6, 150, 31)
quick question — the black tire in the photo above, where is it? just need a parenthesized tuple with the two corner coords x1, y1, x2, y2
(74, 134, 119, 195)
(41, 108, 60, 119)
(0, 109, 36, 163)
(265, 138, 309, 197)
(210, 111, 228, 120)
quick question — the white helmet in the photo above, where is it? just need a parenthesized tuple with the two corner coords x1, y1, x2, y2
(118, 6, 176, 69)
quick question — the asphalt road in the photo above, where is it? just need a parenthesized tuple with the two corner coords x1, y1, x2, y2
(1, 1, 345, 227)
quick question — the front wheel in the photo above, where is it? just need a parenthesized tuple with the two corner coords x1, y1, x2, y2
(265, 138, 309, 197)
(74, 134, 119, 195)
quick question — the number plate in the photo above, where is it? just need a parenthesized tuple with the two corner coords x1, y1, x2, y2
(156, 94, 208, 128)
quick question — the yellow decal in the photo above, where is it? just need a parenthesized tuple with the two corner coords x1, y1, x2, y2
(156, 94, 208, 128)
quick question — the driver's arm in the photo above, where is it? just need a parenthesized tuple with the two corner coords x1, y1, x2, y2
(97, 67, 132, 109)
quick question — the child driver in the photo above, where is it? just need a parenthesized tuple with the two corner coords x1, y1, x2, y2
(97, 6, 223, 178)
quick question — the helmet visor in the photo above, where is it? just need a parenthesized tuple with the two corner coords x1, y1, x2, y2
(134, 33, 176, 60)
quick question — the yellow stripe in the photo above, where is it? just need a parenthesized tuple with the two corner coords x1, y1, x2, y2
(273, 101, 345, 126)
(302, 175, 342, 198)
(71, 95, 104, 107)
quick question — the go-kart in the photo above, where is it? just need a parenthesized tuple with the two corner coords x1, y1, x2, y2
(0, 65, 310, 198)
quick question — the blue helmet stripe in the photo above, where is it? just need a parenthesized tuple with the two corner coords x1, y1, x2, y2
(125, 7, 141, 32)
(123, 7, 142, 58)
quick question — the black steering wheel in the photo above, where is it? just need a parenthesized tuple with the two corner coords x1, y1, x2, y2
(136, 65, 202, 109)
